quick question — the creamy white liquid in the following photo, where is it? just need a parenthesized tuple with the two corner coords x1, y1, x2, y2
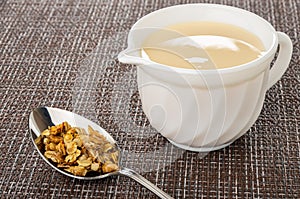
(141, 22, 265, 69)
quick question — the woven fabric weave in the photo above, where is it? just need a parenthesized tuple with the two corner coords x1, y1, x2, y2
(0, 0, 299, 198)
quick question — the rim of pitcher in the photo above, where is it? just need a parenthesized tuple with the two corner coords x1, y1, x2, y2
(129, 3, 278, 75)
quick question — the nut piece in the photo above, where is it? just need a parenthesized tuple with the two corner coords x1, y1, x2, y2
(77, 159, 92, 167)
(44, 151, 63, 163)
(102, 163, 119, 173)
(56, 141, 66, 156)
(65, 149, 81, 163)
(45, 142, 56, 151)
(35, 122, 120, 177)
(41, 129, 50, 136)
(91, 163, 100, 171)
(66, 142, 77, 154)
(64, 133, 73, 143)
(48, 135, 63, 144)
(65, 166, 87, 176)
(43, 138, 50, 145)
(73, 137, 83, 147)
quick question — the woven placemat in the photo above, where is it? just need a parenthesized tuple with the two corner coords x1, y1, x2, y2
(0, 0, 299, 198)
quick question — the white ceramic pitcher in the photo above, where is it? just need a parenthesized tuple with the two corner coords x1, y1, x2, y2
(118, 4, 293, 152)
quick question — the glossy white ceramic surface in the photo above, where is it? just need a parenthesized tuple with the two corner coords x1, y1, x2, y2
(118, 4, 292, 151)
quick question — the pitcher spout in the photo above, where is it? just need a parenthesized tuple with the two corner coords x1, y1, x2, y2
(118, 48, 151, 65)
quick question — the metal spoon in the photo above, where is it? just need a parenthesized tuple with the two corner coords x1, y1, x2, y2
(29, 107, 173, 199)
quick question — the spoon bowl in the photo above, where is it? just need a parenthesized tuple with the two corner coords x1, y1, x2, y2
(29, 107, 173, 198)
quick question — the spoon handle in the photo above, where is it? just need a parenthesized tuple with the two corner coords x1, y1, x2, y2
(119, 168, 173, 199)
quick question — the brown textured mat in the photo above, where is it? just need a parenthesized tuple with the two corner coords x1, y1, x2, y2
(0, 0, 299, 198)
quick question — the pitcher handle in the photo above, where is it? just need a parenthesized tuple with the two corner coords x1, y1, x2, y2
(267, 32, 293, 89)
